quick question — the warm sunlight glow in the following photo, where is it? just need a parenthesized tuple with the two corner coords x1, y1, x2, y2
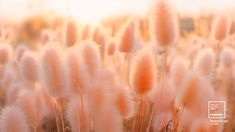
(1, 0, 235, 23)
(68, 0, 151, 24)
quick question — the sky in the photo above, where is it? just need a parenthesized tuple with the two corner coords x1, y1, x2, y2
(0, 0, 235, 23)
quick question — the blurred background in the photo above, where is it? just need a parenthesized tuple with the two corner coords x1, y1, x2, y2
(0, 0, 235, 47)
(1, 0, 235, 22)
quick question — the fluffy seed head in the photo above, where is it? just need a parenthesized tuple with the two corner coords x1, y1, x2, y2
(6, 83, 25, 105)
(92, 26, 108, 59)
(92, 26, 107, 46)
(20, 51, 39, 82)
(170, 58, 187, 88)
(16, 90, 38, 127)
(40, 30, 51, 45)
(194, 48, 215, 76)
(15, 45, 28, 63)
(41, 45, 70, 96)
(1, 66, 17, 88)
(38, 88, 60, 117)
(67, 47, 90, 95)
(149, 0, 178, 47)
(0, 64, 5, 80)
(52, 28, 64, 43)
(0, 43, 12, 64)
(176, 71, 200, 108)
(151, 80, 175, 112)
(106, 39, 116, 56)
(115, 87, 134, 118)
(211, 14, 231, 41)
(130, 47, 157, 96)
(81, 25, 91, 40)
(230, 19, 235, 34)
(185, 44, 200, 61)
(87, 78, 114, 113)
(66, 21, 78, 47)
(118, 18, 136, 53)
(233, 67, 235, 81)
(220, 47, 234, 68)
(79, 40, 101, 77)
(176, 71, 213, 116)
(0, 106, 30, 132)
